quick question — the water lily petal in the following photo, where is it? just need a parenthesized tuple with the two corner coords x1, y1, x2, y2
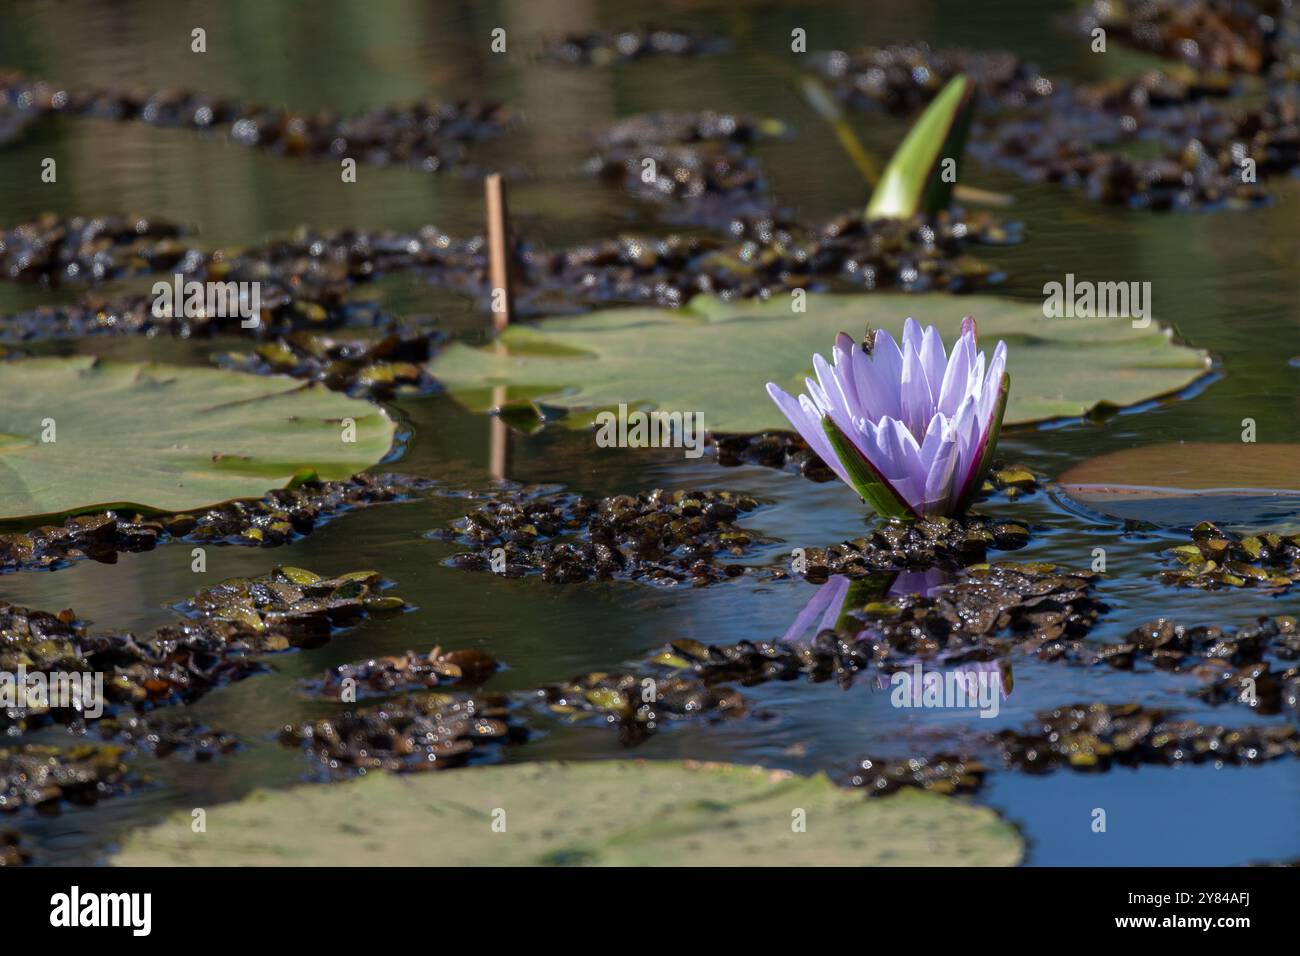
(781, 574, 851, 642)
(814, 351, 860, 425)
(869, 416, 925, 511)
(919, 414, 961, 514)
(919, 323, 948, 400)
(937, 323, 975, 416)
(767, 382, 851, 487)
(768, 317, 1008, 520)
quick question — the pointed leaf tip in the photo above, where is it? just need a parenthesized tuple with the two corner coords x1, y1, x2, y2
(866, 74, 976, 220)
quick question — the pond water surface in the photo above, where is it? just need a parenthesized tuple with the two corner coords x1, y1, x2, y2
(1, 0, 1298, 865)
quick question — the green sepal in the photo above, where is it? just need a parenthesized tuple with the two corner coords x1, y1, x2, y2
(821, 416, 917, 520)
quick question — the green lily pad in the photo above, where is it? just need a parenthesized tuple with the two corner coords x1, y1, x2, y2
(1059, 443, 1300, 529)
(428, 294, 1210, 433)
(0, 356, 394, 520)
(109, 759, 1023, 866)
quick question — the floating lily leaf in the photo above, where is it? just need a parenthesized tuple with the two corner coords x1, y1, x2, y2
(0, 357, 394, 520)
(866, 74, 975, 219)
(110, 759, 1023, 866)
(428, 293, 1210, 434)
(1060, 443, 1300, 529)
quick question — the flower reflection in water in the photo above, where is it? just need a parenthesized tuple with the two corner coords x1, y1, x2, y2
(782, 569, 1012, 712)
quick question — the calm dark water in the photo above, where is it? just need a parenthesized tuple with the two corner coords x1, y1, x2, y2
(1, 0, 1297, 866)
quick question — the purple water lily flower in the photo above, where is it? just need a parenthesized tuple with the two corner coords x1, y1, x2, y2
(766, 316, 1009, 518)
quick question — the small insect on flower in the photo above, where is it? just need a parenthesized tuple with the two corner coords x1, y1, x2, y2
(766, 316, 1009, 519)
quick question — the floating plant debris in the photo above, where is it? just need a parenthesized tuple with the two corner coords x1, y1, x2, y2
(0, 208, 1015, 342)
(94, 714, 239, 761)
(0, 743, 133, 814)
(218, 329, 443, 399)
(845, 562, 1107, 665)
(301, 647, 499, 699)
(0, 73, 510, 173)
(281, 691, 525, 776)
(434, 487, 766, 587)
(178, 567, 409, 643)
(806, 43, 1054, 115)
(1193, 660, 1300, 716)
(2, 565, 408, 734)
(1160, 521, 1300, 590)
(596, 111, 783, 148)
(0, 213, 186, 285)
(0, 597, 264, 730)
(848, 754, 989, 797)
(0, 208, 1014, 338)
(0, 287, 386, 342)
(0, 473, 437, 574)
(528, 671, 745, 744)
(968, 74, 1288, 209)
(543, 28, 731, 66)
(849, 699, 1300, 795)
(436, 485, 1032, 588)
(712, 430, 836, 481)
(793, 516, 1031, 578)
(586, 111, 783, 226)
(1092, 615, 1300, 672)
(1078, 0, 1291, 76)
(630, 562, 1097, 691)
(507, 210, 1012, 311)
(994, 702, 1300, 772)
(647, 632, 868, 692)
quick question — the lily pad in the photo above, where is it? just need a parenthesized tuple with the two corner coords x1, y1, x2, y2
(0, 357, 395, 520)
(110, 759, 1023, 866)
(1059, 443, 1300, 529)
(428, 294, 1209, 434)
